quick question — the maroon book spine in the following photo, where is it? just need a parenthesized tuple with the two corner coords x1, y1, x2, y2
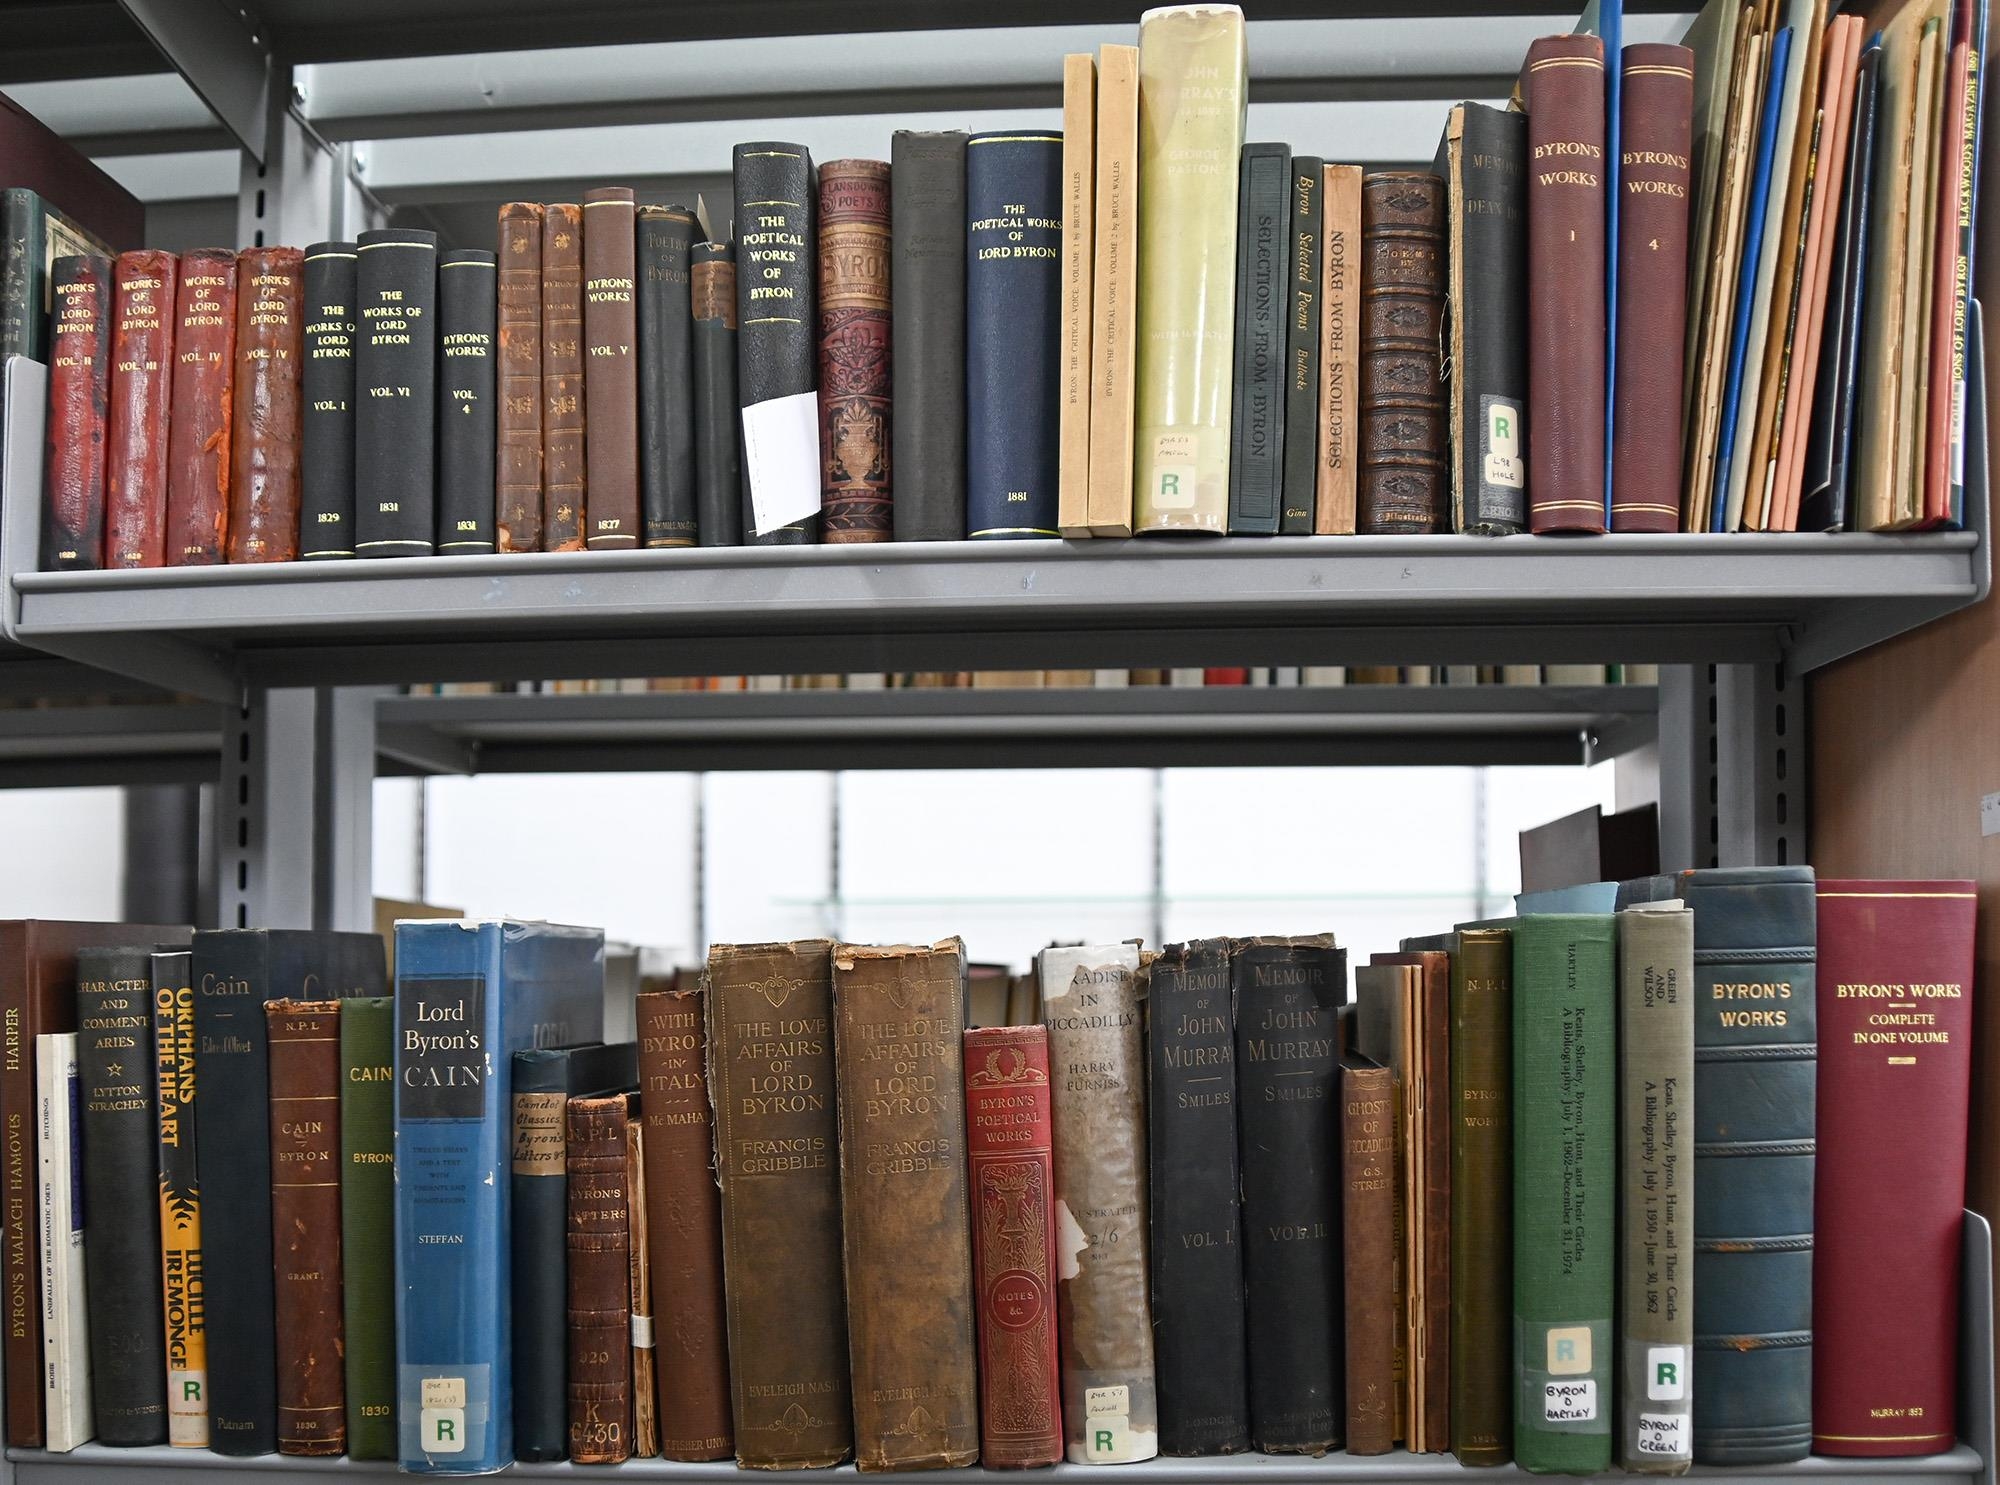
(582, 186, 640, 549)
(40, 255, 111, 570)
(163, 248, 237, 565)
(817, 159, 892, 542)
(226, 247, 305, 563)
(103, 249, 179, 567)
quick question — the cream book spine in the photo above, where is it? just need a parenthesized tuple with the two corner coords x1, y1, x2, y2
(1316, 164, 1363, 533)
(1059, 52, 1099, 537)
(38, 1033, 91, 1454)
(1089, 43, 1142, 536)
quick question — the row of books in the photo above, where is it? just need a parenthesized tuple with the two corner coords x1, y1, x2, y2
(6, 876, 1973, 1473)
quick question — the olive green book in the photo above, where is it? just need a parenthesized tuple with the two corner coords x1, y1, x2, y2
(339, 996, 396, 1459)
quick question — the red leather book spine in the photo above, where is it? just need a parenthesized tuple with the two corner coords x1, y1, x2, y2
(40, 254, 111, 570)
(964, 1025, 1063, 1469)
(103, 250, 178, 567)
(266, 1000, 346, 1456)
(1812, 879, 1977, 1457)
(582, 186, 639, 549)
(163, 248, 237, 565)
(817, 159, 892, 542)
(1611, 44, 1695, 533)
(226, 247, 305, 563)
(1525, 34, 1609, 534)
(1204, 668, 1249, 685)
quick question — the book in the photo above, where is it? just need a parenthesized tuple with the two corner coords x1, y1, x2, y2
(0, 91, 143, 251)
(75, 945, 166, 1445)
(1317, 164, 1364, 533)
(1089, 45, 1140, 537)
(353, 229, 439, 557)
(1227, 143, 1291, 535)
(1040, 942, 1157, 1464)
(1589, 0, 1627, 524)
(1, 188, 111, 364)
(1134, 4, 1246, 534)
(1680, 0, 1746, 425)
(1935, 0, 1989, 526)
(496, 202, 545, 551)
(567, 1092, 635, 1464)
(41, 253, 111, 570)
(733, 142, 819, 545)
(964, 1025, 1064, 1468)
(163, 247, 236, 565)
(151, 949, 205, 1448)
(816, 160, 893, 543)
(436, 250, 497, 553)
(626, 1115, 657, 1457)
(1340, 1048, 1396, 1455)
(1358, 171, 1447, 534)
(1893, 17, 1948, 531)
(102, 249, 176, 567)
(704, 940, 851, 1469)
(299, 242, 358, 559)
(1354, 961, 1420, 1449)
(690, 242, 743, 546)
(966, 131, 1064, 539)
(1058, 53, 1097, 538)
(636, 205, 698, 548)
(339, 996, 395, 1460)
(1145, 940, 1248, 1455)
(831, 940, 979, 1470)
(225, 246, 305, 562)
(36, 1032, 88, 1453)
(1235, 935, 1346, 1453)
(394, 920, 604, 1474)
(541, 204, 587, 552)
(1812, 879, 1976, 1456)
(582, 186, 640, 549)
(1282, 154, 1324, 533)
(266, 999, 345, 1456)
(890, 131, 969, 542)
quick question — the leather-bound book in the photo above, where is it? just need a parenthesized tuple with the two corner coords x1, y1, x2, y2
(964, 1025, 1063, 1468)
(541, 203, 588, 551)
(690, 242, 743, 546)
(733, 142, 819, 545)
(1611, 45, 1696, 533)
(1040, 943, 1158, 1464)
(436, 249, 496, 553)
(496, 202, 545, 551)
(103, 249, 176, 567)
(1358, 172, 1446, 534)
(832, 941, 979, 1470)
(626, 1118, 658, 1457)
(339, 996, 395, 1459)
(1813, 880, 1975, 1457)
(299, 243, 358, 558)
(1228, 143, 1291, 535)
(816, 161, 893, 543)
(705, 940, 852, 1468)
(266, 999, 345, 1456)
(582, 186, 639, 549)
(1235, 935, 1346, 1453)
(225, 246, 304, 562)
(1340, 1049, 1397, 1455)
(1282, 155, 1323, 533)
(635, 988, 732, 1461)
(890, 131, 967, 541)
(152, 950, 206, 1448)
(1316, 165, 1363, 533)
(40, 254, 111, 569)
(74, 946, 167, 1445)
(353, 228, 439, 556)
(966, 132, 1063, 539)
(637, 205, 698, 548)
(1525, 34, 1610, 533)
(567, 1093, 635, 1465)
(163, 248, 236, 565)
(1146, 940, 1248, 1455)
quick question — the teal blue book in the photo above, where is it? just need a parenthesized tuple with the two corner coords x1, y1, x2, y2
(1515, 882, 1620, 915)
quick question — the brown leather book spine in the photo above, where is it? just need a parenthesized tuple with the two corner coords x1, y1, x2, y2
(831, 941, 979, 1472)
(582, 187, 639, 549)
(1611, 44, 1696, 532)
(625, 1114, 658, 1457)
(635, 988, 733, 1462)
(542, 204, 587, 551)
(1342, 1060, 1397, 1455)
(41, 255, 111, 570)
(163, 248, 236, 565)
(1526, 34, 1609, 534)
(1358, 172, 1447, 534)
(567, 1093, 633, 1465)
(104, 249, 177, 567)
(226, 246, 305, 563)
(1315, 165, 1363, 533)
(497, 202, 545, 551)
(266, 999, 345, 1457)
(817, 160, 893, 543)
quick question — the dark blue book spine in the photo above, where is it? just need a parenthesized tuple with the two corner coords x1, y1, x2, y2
(965, 132, 1063, 538)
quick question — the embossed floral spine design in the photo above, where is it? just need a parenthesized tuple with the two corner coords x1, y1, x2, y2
(817, 161, 893, 542)
(1358, 173, 1447, 534)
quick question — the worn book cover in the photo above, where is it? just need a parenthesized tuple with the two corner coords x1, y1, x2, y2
(816, 162, 893, 543)
(1089, 44, 1141, 536)
(1355, 961, 1420, 1449)
(626, 1118, 657, 1457)
(1316, 165, 1363, 532)
(267, 999, 345, 1456)
(581, 186, 639, 549)
(1341, 1048, 1396, 1455)
(226, 246, 304, 562)
(103, 248, 177, 567)
(567, 1093, 634, 1464)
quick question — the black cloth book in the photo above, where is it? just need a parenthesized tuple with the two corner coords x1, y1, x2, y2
(299, 242, 358, 558)
(1147, 940, 1250, 1455)
(1229, 143, 1292, 535)
(891, 130, 969, 541)
(638, 205, 699, 547)
(1282, 156, 1323, 534)
(437, 248, 497, 553)
(691, 241, 744, 546)
(732, 141, 819, 545)
(352, 227, 439, 556)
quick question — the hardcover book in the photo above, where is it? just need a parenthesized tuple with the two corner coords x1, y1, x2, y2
(496, 202, 545, 551)
(816, 161, 894, 543)
(35, 1032, 88, 1453)
(1058, 54, 1097, 538)
(567, 1092, 636, 1464)
(1317, 165, 1364, 533)
(0, 188, 111, 364)
(226, 246, 305, 562)
(1282, 154, 1323, 533)
(1227, 143, 1291, 535)
(267, 999, 345, 1456)
(41, 254, 111, 570)
(1340, 1048, 1396, 1455)
(540, 204, 587, 551)
(637, 205, 698, 547)
(732, 142, 820, 545)
(436, 250, 497, 553)
(581, 186, 640, 549)
(152, 949, 206, 1448)
(690, 242, 743, 546)
(163, 247, 235, 565)
(300, 243, 358, 558)
(353, 229, 439, 556)
(103, 249, 176, 567)
(1358, 172, 1447, 534)
(1355, 961, 1420, 1448)
(1088, 47, 1141, 537)
(339, 996, 395, 1460)
(626, 1116, 657, 1458)
(889, 131, 968, 541)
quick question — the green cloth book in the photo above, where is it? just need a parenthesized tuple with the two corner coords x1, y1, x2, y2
(339, 996, 396, 1459)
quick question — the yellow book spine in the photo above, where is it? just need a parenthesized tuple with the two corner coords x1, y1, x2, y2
(1059, 53, 1098, 537)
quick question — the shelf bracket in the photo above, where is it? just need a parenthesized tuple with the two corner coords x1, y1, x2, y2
(1715, 659, 1805, 869)
(118, 0, 276, 164)
(1656, 664, 1718, 873)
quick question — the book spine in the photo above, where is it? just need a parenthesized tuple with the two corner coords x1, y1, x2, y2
(509, 1057, 573, 1462)
(1449, 931, 1513, 1464)
(1453, 106, 1530, 534)
(1358, 173, 1446, 534)
(496, 202, 545, 551)
(1612, 45, 1696, 533)
(37, 1034, 89, 1453)
(339, 996, 395, 1459)
(1342, 1060, 1397, 1455)
(1058, 55, 1097, 538)
(890, 131, 968, 541)
(1526, 35, 1610, 533)
(164, 248, 236, 565)
(226, 246, 305, 562)
(963, 1025, 1063, 1468)
(1087, 47, 1140, 537)
(267, 1000, 345, 1456)
(0, 190, 40, 362)
(299, 243, 359, 558)
(1937, 31, 1980, 525)
(103, 249, 177, 567)
(435, 250, 497, 553)
(636, 206, 698, 548)
(567, 1095, 633, 1465)
(733, 142, 819, 545)
(1145, 940, 1248, 1454)
(541, 204, 587, 552)
(1234, 936, 1346, 1453)
(40, 254, 111, 570)
(1227, 144, 1291, 535)
(582, 186, 639, 549)
(816, 160, 893, 543)
(1282, 156, 1323, 533)
(153, 951, 207, 1447)
(353, 228, 439, 556)
(5, 933, 44, 1449)
(626, 1115, 657, 1457)
(690, 244, 743, 546)
(831, 942, 979, 1470)
(1134, 6, 1246, 533)
(1316, 166, 1363, 533)
(634, 988, 733, 1461)
(965, 133, 1064, 539)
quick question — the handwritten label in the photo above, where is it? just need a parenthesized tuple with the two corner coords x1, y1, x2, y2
(1637, 1412, 1690, 1455)
(1544, 1379, 1597, 1423)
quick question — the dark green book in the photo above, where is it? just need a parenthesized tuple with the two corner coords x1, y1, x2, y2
(0, 187, 110, 362)
(339, 996, 396, 1459)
